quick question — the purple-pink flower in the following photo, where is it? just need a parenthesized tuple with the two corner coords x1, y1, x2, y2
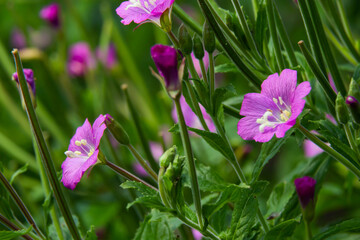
(294, 176, 316, 208)
(191, 52, 209, 78)
(192, 229, 203, 240)
(67, 42, 96, 77)
(237, 69, 311, 142)
(96, 44, 118, 69)
(61, 114, 107, 190)
(12, 69, 36, 96)
(11, 28, 26, 49)
(40, 3, 60, 28)
(116, 0, 175, 26)
(172, 95, 216, 133)
(150, 142, 164, 161)
(133, 163, 149, 177)
(151, 44, 181, 91)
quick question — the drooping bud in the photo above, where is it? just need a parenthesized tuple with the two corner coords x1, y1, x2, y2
(346, 96, 360, 124)
(151, 44, 183, 94)
(104, 114, 130, 145)
(12, 68, 36, 108)
(203, 21, 215, 53)
(294, 176, 316, 222)
(335, 93, 350, 124)
(178, 25, 193, 55)
(193, 35, 204, 60)
(40, 3, 61, 29)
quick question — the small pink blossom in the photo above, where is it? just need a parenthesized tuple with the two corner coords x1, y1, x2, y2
(172, 95, 216, 133)
(12, 69, 36, 96)
(192, 229, 203, 240)
(40, 3, 60, 28)
(133, 163, 149, 177)
(116, 0, 175, 26)
(67, 42, 96, 77)
(294, 176, 316, 208)
(61, 115, 107, 190)
(96, 44, 118, 69)
(191, 52, 209, 78)
(150, 142, 164, 161)
(237, 69, 311, 142)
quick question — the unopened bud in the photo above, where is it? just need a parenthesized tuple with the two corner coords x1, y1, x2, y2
(159, 146, 178, 168)
(335, 93, 350, 124)
(104, 114, 130, 145)
(294, 176, 316, 222)
(160, 8, 172, 33)
(193, 35, 204, 59)
(348, 79, 360, 100)
(203, 21, 215, 53)
(346, 96, 360, 124)
(178, 25, 192, 55)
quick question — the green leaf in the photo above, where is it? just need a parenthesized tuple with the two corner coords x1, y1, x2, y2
(266, 182, 295, 218)
(252, 129, 294, 182)
(212, 85, 236, 117)
(9, 164, 28, 185)
(264, 219, 298, 240)
(168, 124, 179, 134)
(85, 226, 97, 240)
(0, 227, 32, 240)
(313, 218, 360, 240)
(254, 0, 267, 55)
(48, 216, 80, 240)
(188, 127, 235, 162)
(133, 209, 175, 240)
(352, 64, 360, 83)
(215, 63, 240, 73)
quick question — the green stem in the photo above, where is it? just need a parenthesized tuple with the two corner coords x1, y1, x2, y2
(173, 4, 202, 36)
(127, 144, 158, 182)
(32, 138, 64, 240)
(174, 96, 204, 229)
(304, 0, 347, 96)
(209, 52, 215, 108)
(223, 104, 241, 119)
(0, 214, 34, 240)
(105, 160, 158, 191)
(199, 59, 208, 84)
(12, 49, 81, 240)
(297, 124, 360, 179)
(265, 0, 285, 71)
(123, 86, 159, 172)
(167, 31, 180, 48)
(0, 171, 45, 239)
(305, 219, 312, 240)
(343, 123, 360, 161)
(252, 0, 259, 19)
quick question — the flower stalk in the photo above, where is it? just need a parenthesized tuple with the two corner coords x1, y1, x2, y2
(0, 214, 34, 240)
(127, 144, 158, 182)
(12, 49, 81, 240)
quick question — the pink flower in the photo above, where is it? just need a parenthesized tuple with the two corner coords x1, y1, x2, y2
(67, 42, 96, 77)
(191, 51, 209, 78)
(61, 115, 107, 190)
(172, 95, 216, 133)
(133, 163, 149, 177)
(11, 28, 26, 49)
(150, 142, 164, 161)
(237, 69, 311, 142)
(96, 44, 118, 69)
(294, 176, 316, 208)
(40, 3, 60, 28)
(116, 0, 175, 26)
(12, 69, 36, 96)
(303, 139, 324, 158)
(192, 229, 203, 240)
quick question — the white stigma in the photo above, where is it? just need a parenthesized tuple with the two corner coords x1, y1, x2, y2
(256, 110, 276, 133)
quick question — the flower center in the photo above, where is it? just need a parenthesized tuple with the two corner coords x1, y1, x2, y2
(256, 97, 292, 133)
(64, 139, 95, 159)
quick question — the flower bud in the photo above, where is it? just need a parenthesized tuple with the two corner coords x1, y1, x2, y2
(348, 79, 360, 100)
(12, 68, 36, 108)
(40, 3, 60, 29)
(160, 8, 172, 33)
(159, 146, 178, 168)
(178, 25, 193, 55)
(104, 114, 130, 145)
(67, 42, 96, 77)
(346, 96, 360, 124)
(294, 176, 316, 222)
(203, 21, 215, 53)
(193, 35, 204, 60)
(335, 93, 350, 124)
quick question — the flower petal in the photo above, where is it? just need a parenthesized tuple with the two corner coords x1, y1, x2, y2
(116, 2, 151, 25)
(61, 150, 99, 190)
(92, 114, 107, 148)
(261, 69, 297, 104)
(240, 93, 277, 117)
(237, 116, 261, 140)
(68, 119, 93, 153)
(293, 81, 311, 100)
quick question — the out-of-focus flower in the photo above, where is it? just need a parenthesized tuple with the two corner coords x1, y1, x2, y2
(151, 44, 183, 92)
(172, 95, 216, 132)
(67, 42, 96, 77)
(11, 29, 26, 49)
(150, 142, 164, 161)
(96, 44, 118, 69)
(12, 69, 36, 96)
(191, 51, 209, 78)
(40, 3, 60, 28)
(133, 163, 149, 177)
(328, 73, 337, 93)
(294, 176, 316, 208)
(116, 0, 175, 27)
(303, 137, 324, 158)
(61, 115, 107, 190)
(237, 69, 311, 142)
(192, 229, 203, 240)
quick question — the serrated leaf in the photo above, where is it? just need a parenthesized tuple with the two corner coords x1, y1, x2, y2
(215, 63, 240, 73)
(188, 127, 235, 162)
(313, 218, 360, 240)
(85, 226, 97, 240)
(168, 124, 179, 134)
(9, 164, 28, 185)
(264, 219, 298, 240)
(266, 182, 295, 218)
(252, 129, 294, 182)
(0, 227, 32, 240)
(121, 181, 157, 196)
(133, 209, 175, 240)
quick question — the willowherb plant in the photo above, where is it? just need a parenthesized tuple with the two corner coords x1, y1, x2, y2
(1, 0, 360, 239)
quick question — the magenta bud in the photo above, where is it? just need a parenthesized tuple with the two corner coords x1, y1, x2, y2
(12, 69, 36, 96)
(96, 44, 117, 69)
(294, 176, 316, 208)
(67, 42, 95, 77)
(151, 44, 181, 92)
(40, 3, 60, 28)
